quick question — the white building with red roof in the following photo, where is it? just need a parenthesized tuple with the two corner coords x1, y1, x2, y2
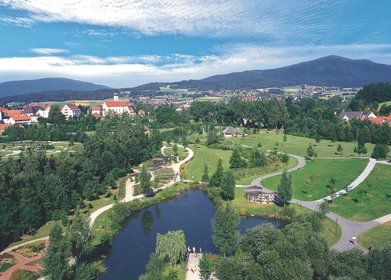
(37, 104, 53, 118)
(8, 115, 31, 125)
(102, 101, 132, 117)
(61, 103, 81, 120)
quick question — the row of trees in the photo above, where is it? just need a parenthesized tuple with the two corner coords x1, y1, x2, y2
(207, 159, 236, 201)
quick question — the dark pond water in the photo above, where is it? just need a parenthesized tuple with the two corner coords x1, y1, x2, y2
(99, 190, 283, 280)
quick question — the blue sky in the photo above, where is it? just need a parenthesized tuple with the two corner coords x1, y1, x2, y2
(0, 0, 390, 87)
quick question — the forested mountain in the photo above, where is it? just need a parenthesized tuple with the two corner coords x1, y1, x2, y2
(0, 78, 110, 98)
(166, 56, 391, 89)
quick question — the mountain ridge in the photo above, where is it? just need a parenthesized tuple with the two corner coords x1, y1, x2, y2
(0, 77, 110, 98)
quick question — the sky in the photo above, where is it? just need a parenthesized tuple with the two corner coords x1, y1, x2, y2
(0, 0, 390, 88)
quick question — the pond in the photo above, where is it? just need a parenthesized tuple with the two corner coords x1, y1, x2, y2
(99, 190, 284, 280)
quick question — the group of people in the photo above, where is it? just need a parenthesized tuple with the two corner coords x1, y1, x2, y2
(188, 246, 202, 256)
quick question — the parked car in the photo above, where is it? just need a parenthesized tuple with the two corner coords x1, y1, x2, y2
(145, 190, 155, 197)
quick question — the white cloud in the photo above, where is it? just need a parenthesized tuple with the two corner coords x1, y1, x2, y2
(31, 48, 69, 55)
(0, 0, 349, 39)
(0, 44, 390, 87)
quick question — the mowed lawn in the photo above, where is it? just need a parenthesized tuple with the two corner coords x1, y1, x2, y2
(231, 131, 376, 158)
(329, 164, 391, 221)
(359, 221, 391, 249)
(263, 159, 369, 201)
(186, 145, 232, 181)
(232, 188, 341, 246)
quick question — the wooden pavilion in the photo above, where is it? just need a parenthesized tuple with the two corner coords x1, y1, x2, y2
(244, 185, 278, 204)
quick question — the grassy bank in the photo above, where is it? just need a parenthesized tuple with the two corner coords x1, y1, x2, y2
(329, 164, 391, 221)
(263, 158, 368, 200)
(359, 221, 391, 249)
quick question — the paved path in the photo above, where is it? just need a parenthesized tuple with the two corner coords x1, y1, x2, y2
(185, 253, 202, 280)
(241, 154, 391, 251)
(0, 242, 46, 279)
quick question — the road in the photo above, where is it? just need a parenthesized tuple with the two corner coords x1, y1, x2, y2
(244, 155, 391, 251)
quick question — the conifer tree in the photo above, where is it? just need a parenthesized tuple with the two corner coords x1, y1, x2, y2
(278, 169, 292, 205)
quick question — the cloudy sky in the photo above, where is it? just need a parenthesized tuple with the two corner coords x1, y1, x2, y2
(0, 0, 390, 87)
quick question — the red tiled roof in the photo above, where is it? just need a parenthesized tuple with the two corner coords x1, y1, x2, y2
(92, 113, 103, 119)
(66, 103, 80, 110)
(29, 103, 45, 107)
(4, 110, 23, 117)
(104, 101, 129, 107)
(43, 104, 53, 110)
(11, 115, 31, 121)
(0, 124, 11, 131)
(89, 106, 102, 110)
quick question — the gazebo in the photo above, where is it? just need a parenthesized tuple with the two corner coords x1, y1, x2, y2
(244, 185, 277, 204)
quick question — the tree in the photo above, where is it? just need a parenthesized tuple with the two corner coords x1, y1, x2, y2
(201, 163, 209, 182)
(307, 144, 315, 158)
(283, 134, 287, 142)
(47, 105, 65, 124)
(212, 203, 239, 256)
(250, 149, 267, 167)
(220, 170, 235, 201)
(43, 224, 72, 280)
(209, 159, 224, 188)
(337, 144, 343, 157)
(371, 144, 390, 159)
(199, 254, 213, 280)
(155, 230, 186, 266)
(139, 166, 152, 193)
(172, 143, 178, 156)
(229, 149, 246, 168)
(281, 153, 289, 163)
(278, 169, 292, 205)
(355, 143, 368, 155)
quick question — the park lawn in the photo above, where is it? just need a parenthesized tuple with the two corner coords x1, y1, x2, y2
(329, 164, 391, 221)
(231, 188, 341, 245)
(234, 156, 298, 185)
(231, 131, 376, 158)
(186, 145, 231, 181)
(358, 221, 391, 249)
(379, 100, 391, 107)
(263, 159, 368, 201)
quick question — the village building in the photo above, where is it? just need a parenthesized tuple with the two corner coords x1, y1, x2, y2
(37, 104, 53, 118)
(337, 111, 376, 121)
(0, 123, 11, 132)
(244, 186, 279, 204)
(366, 115, 391, 126)
(102, 101, 134, 117)
(223, 126, 240, 137)
(60, 103, 81, 120)
(22, 105, 39, 116)
(8, 115, 32, 125)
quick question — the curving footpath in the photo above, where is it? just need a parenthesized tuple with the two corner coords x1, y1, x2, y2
(243, 155, 391, 251)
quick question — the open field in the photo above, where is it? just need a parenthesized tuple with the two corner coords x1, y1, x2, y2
(196, 96, 223, 102)
(0, 141, 82, 159)
(263, 159, 368, 200)
(359, 221, 391, 249)
(231, 188, 341, 245)
(9, 221, 60, 247)
(329, 164, 391, 221)
(186, 145, 231, 181)
(231, 131, 376, 158)
(379, 101, 391, 107)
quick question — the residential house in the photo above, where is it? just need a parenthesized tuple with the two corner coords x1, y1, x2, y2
(8, 115, 32, 125)
(102, 101, 131, 117)
(88, 105, 103, 119)
(223, 126, 240, 137)
(37, 104, 53, 118)
(60, 103, 81, 120)
(337, 111, 376, 121)
(367, 115, 391, 126)
(22, 105, 39, 116)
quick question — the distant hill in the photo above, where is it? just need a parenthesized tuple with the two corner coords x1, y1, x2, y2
(0, 78, 110, 98)
(142, 56, 391, 90)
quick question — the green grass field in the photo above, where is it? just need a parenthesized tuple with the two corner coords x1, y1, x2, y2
(231, 188, 341, 245)
(263, 159, 368, 200)
(329, 164, 391, 221)
(0, 141, 82, 159)
(186, 145, 232, 181)
(231, 131, 376, 158)
(379, 101, 391, 107)
(164, 145, 188, 160)
(359, 221, 391, 249)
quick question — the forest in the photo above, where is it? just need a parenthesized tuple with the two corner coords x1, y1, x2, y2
(0, 117, 161, 250)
